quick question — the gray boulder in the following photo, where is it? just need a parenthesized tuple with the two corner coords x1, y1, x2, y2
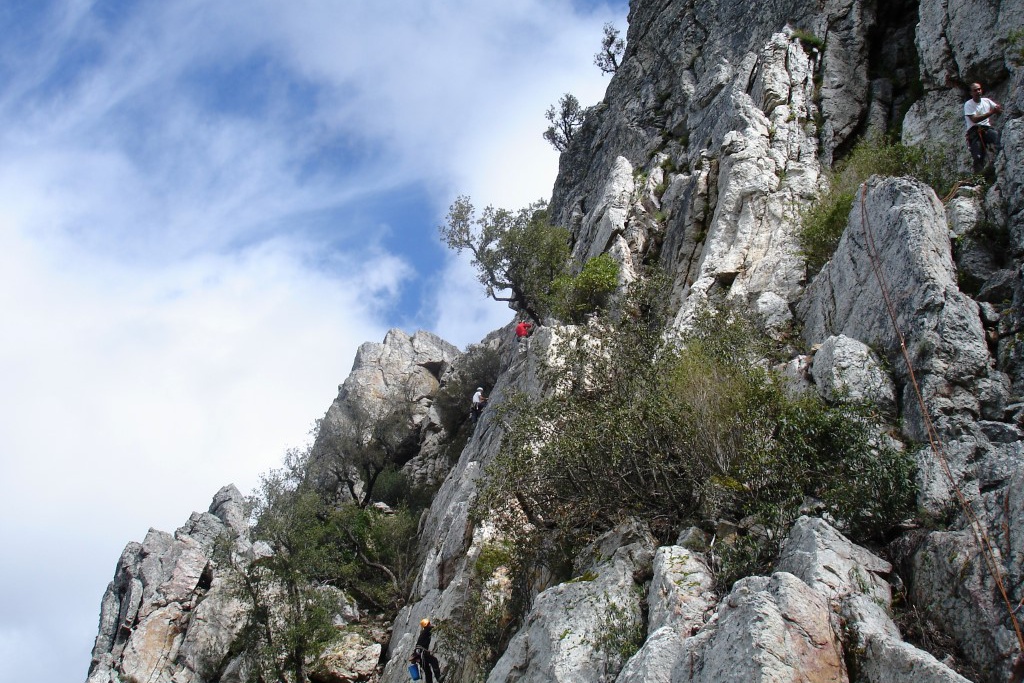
(485, 521, 655, 683)
(810, 334, 897, 414)
(777, 517, 969, 682)
(312, 632, 382, 682)
(671, 572, 847, 683)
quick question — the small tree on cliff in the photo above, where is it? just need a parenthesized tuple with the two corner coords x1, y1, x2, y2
(440, 196, 570, 325)
(225, 453, 419, 682)
(542, 93, 586, 152)
(594, 23, 625, 75)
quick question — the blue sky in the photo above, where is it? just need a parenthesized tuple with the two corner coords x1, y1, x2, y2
(0, 1, 628, 681)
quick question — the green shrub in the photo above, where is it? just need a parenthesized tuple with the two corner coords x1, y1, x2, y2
(373, 466, 436, 513)
(792, 29, 824, 51)
(800, 137, 959, 274)
(800, 190, 856, 275)
(1008, 28, 1024, 64)
(223, 464, 422, 682)
(483, 282, 916, 589)
(550, 253, 620, 323)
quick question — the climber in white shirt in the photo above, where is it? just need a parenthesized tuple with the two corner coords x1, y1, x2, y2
(963, 82, 1003, 173)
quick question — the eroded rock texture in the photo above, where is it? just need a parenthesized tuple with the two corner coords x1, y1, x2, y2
(87, 486, 250, 683)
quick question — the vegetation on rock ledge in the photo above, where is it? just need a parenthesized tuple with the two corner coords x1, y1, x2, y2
(222, 423, 429, 683)
(484, 274, 916, 591)
(800, 137, 959, 274)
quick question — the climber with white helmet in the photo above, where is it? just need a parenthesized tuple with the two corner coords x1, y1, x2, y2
(470, 387, 488, 423)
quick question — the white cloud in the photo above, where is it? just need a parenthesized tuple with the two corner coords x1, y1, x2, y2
(0, 219, 397, 683)
(431, 253, 516, 348)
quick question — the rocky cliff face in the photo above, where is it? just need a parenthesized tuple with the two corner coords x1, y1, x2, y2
(88, 0, 1024, 682)
(87, 486, 250, 683)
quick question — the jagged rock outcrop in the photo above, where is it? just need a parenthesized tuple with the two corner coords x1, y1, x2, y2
(609, 517, 969, 683)
(87, 486, 250, 683)
(674, 571, 847, 683)
(311, 329, 461, 496)
(485, 521, 655, 683)
(777, 517, 970, 683)
(615, 546, 714, 683)
(551, 0, 887, 333)
(799, 175, 1006, 445)
(88, 330, 458, 683)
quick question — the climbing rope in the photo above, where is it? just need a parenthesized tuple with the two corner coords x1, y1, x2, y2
(856, 183, 1024, 656)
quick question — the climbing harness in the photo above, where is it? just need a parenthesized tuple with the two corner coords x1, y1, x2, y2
(966, 124, 1000, 172)
(857, 184, 1024, 657)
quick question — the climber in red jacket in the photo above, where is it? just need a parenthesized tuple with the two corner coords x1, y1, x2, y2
(515, 320, 534, 353)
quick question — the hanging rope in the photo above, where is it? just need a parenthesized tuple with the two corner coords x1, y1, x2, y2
(856, 183, 1024, 656)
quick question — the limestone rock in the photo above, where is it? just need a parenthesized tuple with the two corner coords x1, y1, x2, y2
(898, 469, 1024, 683)
(612, 547, 714, 683)
(87, 486, 249, 683)
(671, 572, 847, 683)
(917, 0, 1008, 88)
(1000, 119, 1024, 252)
(485, 522, 655, 683)
(311, 329, 461, 498)
(614, 626, 683, 683)
(311, 632, 382, 683)
(777, 517, 969, 683)
(776, 516, 893, 605)
(799, 176, 999, 444)
(646, 546, 715, 635)
(810, 335, 897, 414)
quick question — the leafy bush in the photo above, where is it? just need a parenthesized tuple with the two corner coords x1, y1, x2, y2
(550, 253, 620, 323)
(1009, 28, 1024, 64)
(792, 29, 824, 51)
(223, 450, 422, 682)
(800, 137, 959, 273)
(483, 279, 916, 589)
(373, 466, 436, 513)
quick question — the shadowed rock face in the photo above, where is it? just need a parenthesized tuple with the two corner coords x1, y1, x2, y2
(88, 0, 1024, 681)
(309, 328, 462, 498)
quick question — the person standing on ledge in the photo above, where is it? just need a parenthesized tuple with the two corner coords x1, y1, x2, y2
(964, 82, 1003, 173)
